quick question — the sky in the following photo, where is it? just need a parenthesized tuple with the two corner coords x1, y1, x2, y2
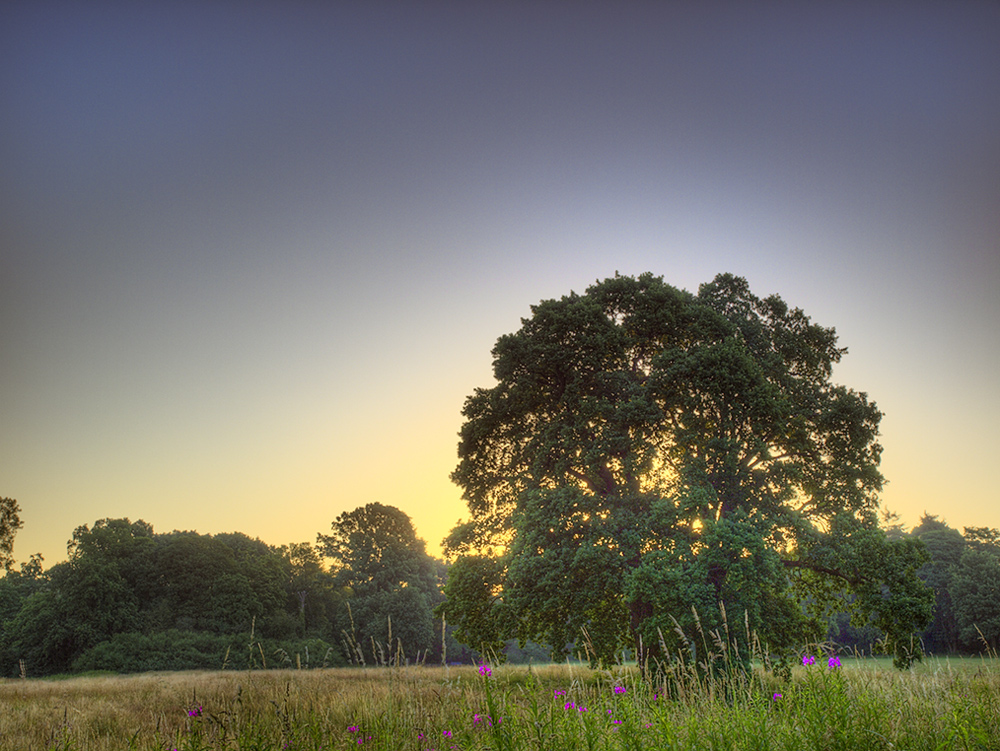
(2, 2, 998, 569)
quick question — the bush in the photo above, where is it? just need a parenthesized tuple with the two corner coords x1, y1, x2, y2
(71, 630, 346, 673)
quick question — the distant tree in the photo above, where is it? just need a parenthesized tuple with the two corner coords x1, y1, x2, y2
(1, 554, 141, 675)
(1, 519, 159, 675)
(0, 554, 45, 672)
(2, 579, 70, 674)
(951, 547, 1000, 652)
(280, 542, 340, 637)
(0, 497, 23, 572)
(0, 518, 348, 675)
(155, 532, 259, 633)
(881, 508, 908, 540)
(440, 272, 932, 670)
(962, 526, 1000, 553)
(911, 513, 951, 538)
(213, 532, 287, 632)
(0, 554, 44, 622)
(318, 503, 439, 660)
(915, 521, 966, 653)
(68, 518, 159, 619)
(318, 503, 438, 597)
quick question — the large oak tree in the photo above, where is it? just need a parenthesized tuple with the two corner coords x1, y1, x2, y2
(440, 273, 932, 670)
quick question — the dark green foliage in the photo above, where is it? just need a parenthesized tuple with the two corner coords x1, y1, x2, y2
(951, 547, 1000, 651)
(0, 497, 22, 572)
(280, 541, 341, 638)
(915, 519, 966, 653)
(320, 503, 442, 662)
(0, 554, 44, 625)
(71, 630, 232, 673)
(0, 518, 364, 675)
(153, 531, 284, 634)
(901, 516, 1000, 655)
(71, 630, 343, 673)
(318, 502, 438, 598)
(441, 272, 933, 671)
(0, 506, 456, 675)
(826, 609, 883, 654)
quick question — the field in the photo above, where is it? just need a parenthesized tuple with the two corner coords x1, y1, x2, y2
(1, 657, 998, 750)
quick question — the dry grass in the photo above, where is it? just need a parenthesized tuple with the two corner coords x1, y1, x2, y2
(0, 660, 998, 750)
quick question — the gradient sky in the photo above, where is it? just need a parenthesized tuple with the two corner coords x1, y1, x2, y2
(2, 2, 998, 569)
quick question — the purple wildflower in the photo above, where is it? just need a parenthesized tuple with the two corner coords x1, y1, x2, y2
(828, 655, 842, 669)
(802, 654, 816, 666)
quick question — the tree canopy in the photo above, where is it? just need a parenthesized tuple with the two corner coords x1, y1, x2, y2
(318, 503, 441, 663)
(440, 272, 932, 669)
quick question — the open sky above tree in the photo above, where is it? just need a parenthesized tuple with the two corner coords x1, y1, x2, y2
(1, 3, 997, 567)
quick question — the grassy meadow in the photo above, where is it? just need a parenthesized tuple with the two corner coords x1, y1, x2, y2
(1, 655, 998, 751)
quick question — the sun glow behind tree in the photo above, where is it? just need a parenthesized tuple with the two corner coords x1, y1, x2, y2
(440, 273, 932, 670)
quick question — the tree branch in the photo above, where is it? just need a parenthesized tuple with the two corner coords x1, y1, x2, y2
(782, 558, 860, 587)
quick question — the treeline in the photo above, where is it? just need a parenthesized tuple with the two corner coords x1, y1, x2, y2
(0, 502, 486, 677)
(0, 498, 996, 677)
(830, 513, 1000, 655)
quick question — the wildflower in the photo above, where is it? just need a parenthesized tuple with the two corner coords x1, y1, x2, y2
(187, 705, 203, 718)
(613, 685, 627, 695)
(478, 663, 492, 678)
(828, 655, 842, 670)
(772, 692, 782, 700)
(802, 654, 816, 666)
(564, 701, 576, 710)
(612, 719, 622, 725)
(348, 726, 359, 733)
(443, 730, 453, 739)
(577, 706, 588, 712)
(554, 689, 567, 698)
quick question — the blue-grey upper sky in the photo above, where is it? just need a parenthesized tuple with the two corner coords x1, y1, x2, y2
(2, 2, 998, 567)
